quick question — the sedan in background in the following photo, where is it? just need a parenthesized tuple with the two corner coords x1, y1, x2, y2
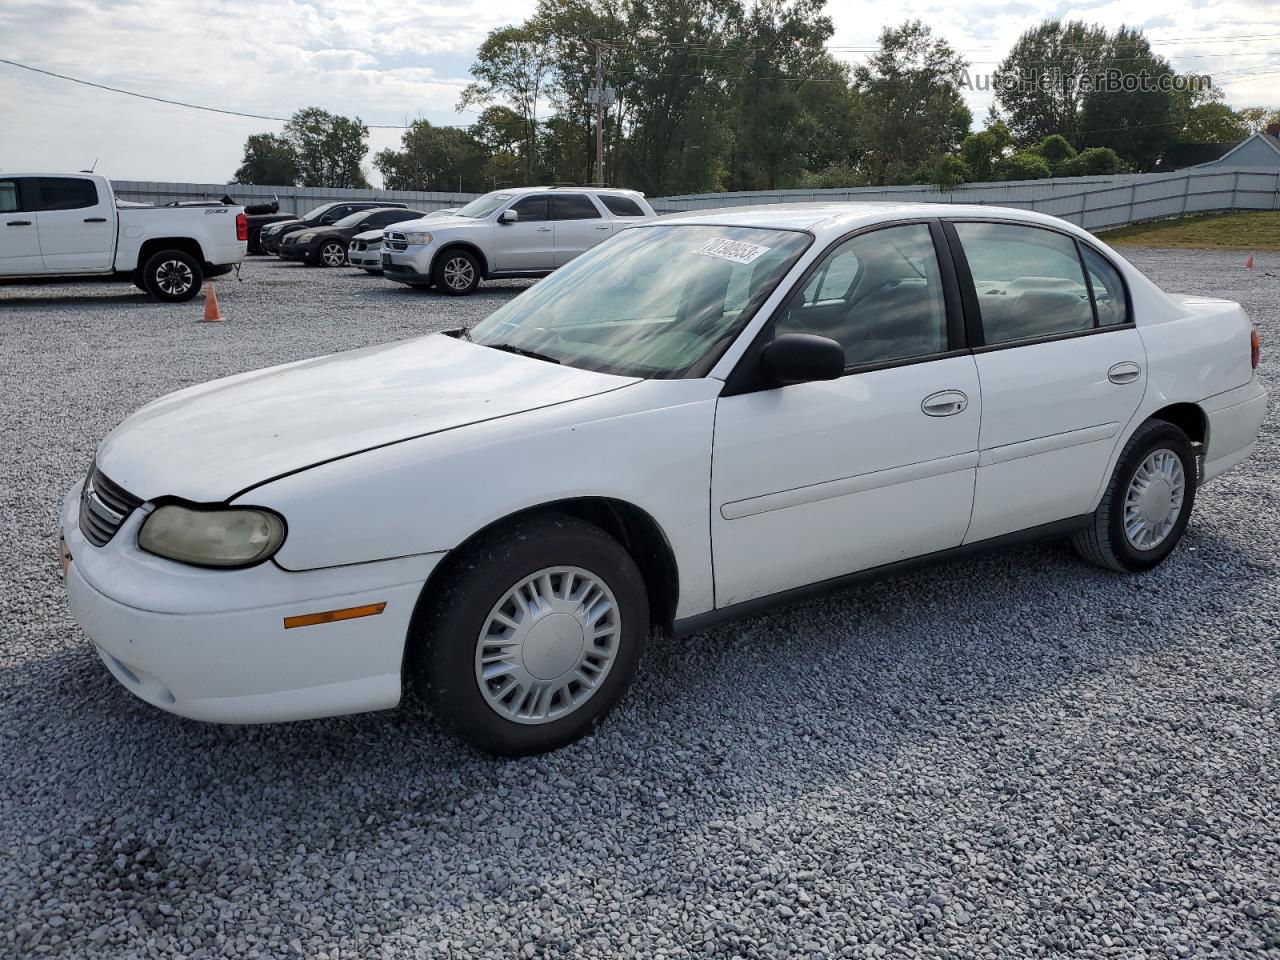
(350, 209, 461, 273)
(260, 200, 409, 255)
(280, 208, 426, 267)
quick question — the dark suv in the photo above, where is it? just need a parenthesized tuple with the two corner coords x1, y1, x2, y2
(260, 201, 408, 255)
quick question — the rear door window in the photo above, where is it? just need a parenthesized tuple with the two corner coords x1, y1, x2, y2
(551, 194, 602, 220)
(34, 178, 98, 211)
(0, 180, 19, 213)
(1080, 246, 1130, 326)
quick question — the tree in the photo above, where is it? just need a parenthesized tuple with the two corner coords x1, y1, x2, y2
(1034, 133, 1076, 171)
(1077, 28, 1176, 171)
(373, 120, 489, 192)
(931, 154, 971, 188)
(959, 121, 1011, 181)
(855, 21, 972, 185)
(1176, 102, 1249, 144)
(459, 25, 552, 184)
(996, 151, 1052, 181)
(1055, 146, 1124, 177)
(1239, 107, 1280, 134)
(232, 133, 299, 185)
(282, 108, 370, 188)
(994, 20, 1109, 147)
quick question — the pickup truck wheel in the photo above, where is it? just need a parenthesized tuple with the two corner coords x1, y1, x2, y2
(412, 514, 648, 756)
(143, 250, 203, 302)
(1072, 420, 1197, 573)
(318, 240, 347, 268)
(433, 250, 481, 295)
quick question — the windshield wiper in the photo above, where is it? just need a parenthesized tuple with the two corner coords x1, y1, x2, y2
(483, 342, 561, 364)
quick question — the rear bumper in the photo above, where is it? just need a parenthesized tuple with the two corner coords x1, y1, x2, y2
(1203, 379, 1267, 481)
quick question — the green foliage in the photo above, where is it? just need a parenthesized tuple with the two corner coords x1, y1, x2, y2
(854, 21, 972, 185)
(1034, 134, 1076, 169)
(458, 24, 552, 184)
(932, 154, 971, 188)
(1239, 107, 1280, 134)
(797, 163, 865, 189)
(373, 120, 489, 192)
(996, 151, 1053, 181)
(282, 108, 370, 188)
(1077, 28, 1177, 171)
(232, 133, 299, 186)
(995, 20, 1109, 147)
(1055, 146, 1124, 177)
(1176, 103, 1249, 144)
(958, 122, 1011, 182)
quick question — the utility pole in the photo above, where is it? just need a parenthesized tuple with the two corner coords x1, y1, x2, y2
(592, 40, 606, 186)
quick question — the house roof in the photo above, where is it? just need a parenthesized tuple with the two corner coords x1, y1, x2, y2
(1194, 131, 1280, 168)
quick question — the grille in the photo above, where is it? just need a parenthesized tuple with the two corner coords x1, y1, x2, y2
(79, 466, 142, 547)
(385, 231, 408, 251)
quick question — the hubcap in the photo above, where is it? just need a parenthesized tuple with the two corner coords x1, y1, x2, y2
(155, 260, 193, 295)
(443, 257, 475, 290)
(1123, 448, 1185, 551)
(475, 566, 621, 725)
(322, 243, 345, 266)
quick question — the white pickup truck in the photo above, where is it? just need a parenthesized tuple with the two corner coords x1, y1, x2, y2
(0, 173, 247, 301)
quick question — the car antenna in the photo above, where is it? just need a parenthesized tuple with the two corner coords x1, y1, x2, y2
(79, 157, 98, 174)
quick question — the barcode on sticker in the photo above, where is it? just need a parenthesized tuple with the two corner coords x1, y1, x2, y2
(694, 238, 771, 265)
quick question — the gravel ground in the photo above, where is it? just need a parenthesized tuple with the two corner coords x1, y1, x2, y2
(1, 251, 1278, 959)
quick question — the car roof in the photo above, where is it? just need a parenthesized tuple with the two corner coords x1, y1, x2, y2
(495, 185, 646, 198)
(655, 202, 1095, 240)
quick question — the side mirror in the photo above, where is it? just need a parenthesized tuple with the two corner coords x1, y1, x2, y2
(760, 333, 845, 387)
(499, 209, 518, 224)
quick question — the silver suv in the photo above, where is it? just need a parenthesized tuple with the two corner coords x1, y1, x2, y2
(380, 187, 656, 295)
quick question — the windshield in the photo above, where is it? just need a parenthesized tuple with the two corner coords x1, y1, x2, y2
(300, 203, 335, 220)
(468, 225, 811, 378)
(333, 210, 374, 229)
(456, 192, 513, 219)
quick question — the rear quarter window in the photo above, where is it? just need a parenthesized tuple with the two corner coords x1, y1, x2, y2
(599, 194, 645, 217)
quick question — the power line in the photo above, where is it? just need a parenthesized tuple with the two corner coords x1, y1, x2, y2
(0, 57, 476, 129)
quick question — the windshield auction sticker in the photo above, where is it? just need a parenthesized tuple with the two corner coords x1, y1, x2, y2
(694, 238, 772, 265)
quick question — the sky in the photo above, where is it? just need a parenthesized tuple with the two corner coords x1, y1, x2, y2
(1, 0, 1278, 189)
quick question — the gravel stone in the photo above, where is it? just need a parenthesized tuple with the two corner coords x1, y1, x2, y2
(0, 250, 1278, 958)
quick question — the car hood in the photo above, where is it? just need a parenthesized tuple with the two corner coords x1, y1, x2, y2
(353, 228, 384, 241)
(96, 334, 639, 503)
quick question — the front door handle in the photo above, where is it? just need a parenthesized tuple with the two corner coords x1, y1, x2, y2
(537, 226, 552, 232)
(6, 220, 32, 226)
(84, 217, 107, 223)
(921, 390, 969, 417)
(1108, 361, 1142, 385)
(594, 225, 610, 230)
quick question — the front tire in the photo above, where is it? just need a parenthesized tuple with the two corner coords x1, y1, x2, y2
(1072, 419, 1197, 572)
(412, 514, 648, 756)
(432, 249, 481, 295)
(142, 250, 202, 302)
(316, 240, 347, 267)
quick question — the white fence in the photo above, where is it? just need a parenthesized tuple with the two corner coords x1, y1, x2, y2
(109, 181, 476, 215)
(112, 165, 1280, 231)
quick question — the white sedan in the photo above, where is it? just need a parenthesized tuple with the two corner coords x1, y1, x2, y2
(62, 203, 1266, 755)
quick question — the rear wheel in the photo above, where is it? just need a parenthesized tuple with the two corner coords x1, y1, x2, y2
(1072, 420, 1196, 572)
(412, 514, 648, 756)
(142, 250, 202, 302)
(432, 249, 481, 295)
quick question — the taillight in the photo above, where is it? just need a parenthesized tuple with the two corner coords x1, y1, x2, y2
(1251, 326, 1261, 369)
(236, 212, 248, 242)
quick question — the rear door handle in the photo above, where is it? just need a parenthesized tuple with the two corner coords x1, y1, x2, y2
(537, 226, 552, 232)
(594, 225, 610, 230)
(921, 390, 969, 417)
(1108, 361, 1141, 385)
(84, 217, 107, 223)
(6, 220, 32, 226)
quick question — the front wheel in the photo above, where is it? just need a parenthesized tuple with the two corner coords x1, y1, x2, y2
(412, 514, 648, 756)
(142, 250, 203, 302)
(316, 240, 347, 267)
(432, 250, 481, 295)
(1072, 419, 1197, 572)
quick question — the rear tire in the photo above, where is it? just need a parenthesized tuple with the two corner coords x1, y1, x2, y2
(411, 514, 648, 756)
(432, 249, 481, 295)
(1072, 419, 1196, 572)
(142, 250, 202, 302)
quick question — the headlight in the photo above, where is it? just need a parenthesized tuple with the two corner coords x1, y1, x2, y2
(296, 232, 316, 243)
(138, 505, 286, 568)
(402, 231, 433, 245)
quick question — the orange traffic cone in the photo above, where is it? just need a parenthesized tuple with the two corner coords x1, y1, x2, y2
(1246, 254, 1255, 269)
(199, 282, 224, 322)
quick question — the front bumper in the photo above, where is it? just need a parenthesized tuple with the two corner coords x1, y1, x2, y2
(381, 244, 435, 284)
(349, 244, 383, 269)
(278, 243, 306, 261)
(61, 481, 442, 724)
